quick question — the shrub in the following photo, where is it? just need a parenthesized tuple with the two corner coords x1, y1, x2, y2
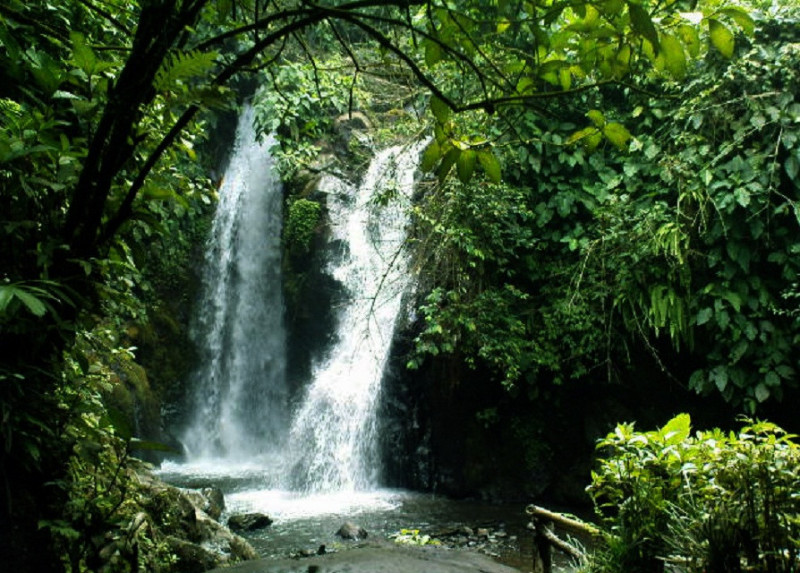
(586, 414, 800, 572)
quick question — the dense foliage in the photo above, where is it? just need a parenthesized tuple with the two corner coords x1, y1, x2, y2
(409, 4, 800, 413)
(0, 0, 793, 569)
(587, 414, 800, 572)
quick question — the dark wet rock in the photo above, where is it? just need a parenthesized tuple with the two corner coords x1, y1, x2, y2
(228, 513, 274, 532)
(336, 521, 368, 540)
(167, 536, 218, 573)
(183, 486, 225, 521)
(135, 471, 256, 570)
(202, 487, 226, 520)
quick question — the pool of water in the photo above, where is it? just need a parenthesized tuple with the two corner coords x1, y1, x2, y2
(156, 461, 548, 570)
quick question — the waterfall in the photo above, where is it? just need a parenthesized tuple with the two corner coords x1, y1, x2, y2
(178, 103, 424, 491)
(182, 107, 287, 461)
(284, 141, 426, 492)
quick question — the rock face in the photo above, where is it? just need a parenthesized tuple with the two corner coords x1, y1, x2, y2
(336, 521, 369, 540)
(136, 472, 256, 572)
(227, 513, 274, 532)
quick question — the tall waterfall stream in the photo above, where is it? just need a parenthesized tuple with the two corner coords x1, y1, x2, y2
(157, 110, 533, 568)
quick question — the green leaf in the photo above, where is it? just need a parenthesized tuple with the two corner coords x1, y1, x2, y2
(696, 307, 712, 325)
(628, 2, 660, 54)
(734, 187, 750, 207)
(660, 33, 686, 79)
(720, 7, 755, 36)
(0, 286, 14, 313)
(436, 148, 459, 182)
(12, 288, 47, 317)
(785, 155, 799, 181)
(420, 140, 441, 173)
(424, 39, 443, 67)
(711, 366, 728, 393)
(678, 24, 701, 58)
(154, 49, 218, 92)
(660, 413, 691, 444)
(587, 109, 606, 128)
(456, 149, 476, 183)
(765, 370, 781, 387)
(478, 151, 501, 183)
(754, 383, 769, 403)
(708, 19, 734, 58)
(70, 32, 97, 75)
(430, 96, 451, 123)
(559, 67, 572, 91)
(603, 122, 632, 150)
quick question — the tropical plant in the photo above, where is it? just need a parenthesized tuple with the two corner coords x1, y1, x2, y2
(586, 414, 800, 572)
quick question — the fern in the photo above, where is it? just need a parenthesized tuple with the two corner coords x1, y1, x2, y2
(153, 49, 218, 92)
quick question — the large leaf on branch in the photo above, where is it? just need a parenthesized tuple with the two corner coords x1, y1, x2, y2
(660, 33, 686, 79)
(707, 19, 735, 58)
(478, 151, 501, 183)
(457, 149, 476, 183)
(628, 2, 660, 54)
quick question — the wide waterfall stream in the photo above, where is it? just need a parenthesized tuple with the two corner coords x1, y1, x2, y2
(157, 110, 539, 570)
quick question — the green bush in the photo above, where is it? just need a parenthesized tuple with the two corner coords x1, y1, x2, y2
(586, 414, 800, 572)
(284, 198, 322, 255)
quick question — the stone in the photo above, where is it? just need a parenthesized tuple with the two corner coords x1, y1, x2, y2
(134, 471, 256, 570)
(183, 488, 225, 522)
(476, 528, 490, 538)
(335, 111, 371, 132)
(336, 521, 368, 540)
(201, 487, 225, 520)
(227, 512, 273, 532)
(167, 535, 218, 573)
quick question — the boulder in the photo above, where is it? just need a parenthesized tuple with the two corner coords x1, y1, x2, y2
(166, 536, 219, 573)
(135, 471, 256, 569)
(202, 487, 225, 520)
(336, 521, 368, 540)
(183, 487, 226, 521)
(227, 512, 273, 532)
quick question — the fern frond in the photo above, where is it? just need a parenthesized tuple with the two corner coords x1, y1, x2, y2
(153, 49, 218, 92)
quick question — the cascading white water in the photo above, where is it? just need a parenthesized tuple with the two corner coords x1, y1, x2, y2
(284, 141, 427, 492)
(181, 107, 287, 462)
(175, 100, 424, 495)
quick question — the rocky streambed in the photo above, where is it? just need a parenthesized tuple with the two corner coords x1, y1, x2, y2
(150, 464, 582, 573)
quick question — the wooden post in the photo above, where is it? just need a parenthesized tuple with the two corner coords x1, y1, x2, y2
(531, 514, 553, 573)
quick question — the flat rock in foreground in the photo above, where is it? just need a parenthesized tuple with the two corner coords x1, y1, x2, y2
(208, 541, 524, 573)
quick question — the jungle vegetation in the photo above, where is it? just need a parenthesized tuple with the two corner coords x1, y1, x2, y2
(1, 0, 798, 570)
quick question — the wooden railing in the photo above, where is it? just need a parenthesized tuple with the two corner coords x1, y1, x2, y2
(526, 505, 604, 573)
